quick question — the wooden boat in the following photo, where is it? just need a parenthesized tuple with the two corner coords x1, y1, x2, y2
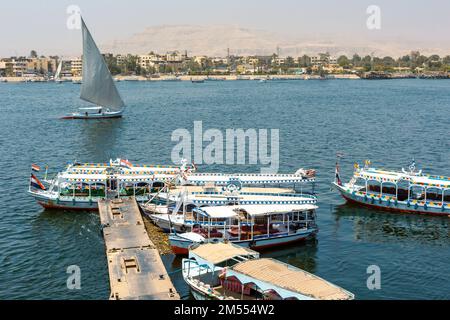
(61, 107, 123, 119)
(183, 242, 355, 300)
(167, 202, 318, 254)
(333, 159, 450, 216)
(28, 159, 315, 211)
(62, 16, 125, 120)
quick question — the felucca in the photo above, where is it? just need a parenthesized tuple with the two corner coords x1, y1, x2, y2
(62, 17, 125, 119)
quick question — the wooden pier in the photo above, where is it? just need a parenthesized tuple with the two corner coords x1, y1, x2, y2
(98, 197, 180, 300)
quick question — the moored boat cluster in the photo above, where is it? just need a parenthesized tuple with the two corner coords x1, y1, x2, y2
(28, 156, 450, 299)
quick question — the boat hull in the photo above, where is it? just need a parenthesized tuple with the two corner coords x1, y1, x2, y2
(170, 229, 316, 255)
(29, 191, 148, 211)
(61, 109, 123, 120)
(333, 183, 450, 217)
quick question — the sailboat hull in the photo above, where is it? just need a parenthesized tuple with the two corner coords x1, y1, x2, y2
(61, 110, 123, 120)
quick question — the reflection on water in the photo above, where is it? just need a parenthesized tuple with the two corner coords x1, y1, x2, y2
(333, 203, 450, 246)
(80, 119, 124, 160)
(259, 240, 319, 274)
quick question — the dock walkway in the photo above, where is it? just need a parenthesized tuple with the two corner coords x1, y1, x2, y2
(98, 197, 179, 300)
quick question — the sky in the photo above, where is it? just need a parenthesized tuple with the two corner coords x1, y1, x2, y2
(1, 0, 450, 57)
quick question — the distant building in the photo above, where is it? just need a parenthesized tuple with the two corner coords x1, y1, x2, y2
(166, 51, 187, 63)
(138, 54, 163, 71)
(26, 57, 56, 75)
(70, 57, 82, 76)
(2, 58, 29, 76)
(116, 54, 126, 65)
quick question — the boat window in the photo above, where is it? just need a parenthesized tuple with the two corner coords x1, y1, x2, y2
(366, 180, 381, 195)
(151, 181, 165, 193)
(354, 178, 366, 188)
(263, 289, 283, 300)
(186, 204, 197, 212)
(381, 182, 397, 196)
(410, 186, 425, 200)
(426, 187, 442, 201)
(443, 189, 450, 203)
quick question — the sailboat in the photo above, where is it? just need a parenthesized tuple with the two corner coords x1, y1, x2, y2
(62, 17, 125, 120)
(54, 59, 63, 84)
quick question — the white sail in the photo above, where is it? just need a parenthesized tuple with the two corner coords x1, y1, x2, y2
(80, 17, 125, 110)
(55, 60, 62, 79)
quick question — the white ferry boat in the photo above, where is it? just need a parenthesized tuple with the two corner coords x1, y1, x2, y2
(183, 242, 354, 300)
(28, 159, 316, 211)
(333, 159, 450, 216)
(166, 202, 318, 254)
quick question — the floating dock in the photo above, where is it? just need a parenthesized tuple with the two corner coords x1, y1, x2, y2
(98, 197, 179, 300)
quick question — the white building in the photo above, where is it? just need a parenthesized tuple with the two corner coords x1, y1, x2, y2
(70, 57, 82, 76)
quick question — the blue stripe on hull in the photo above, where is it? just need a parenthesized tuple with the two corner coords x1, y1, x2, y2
(338, 188, 450, 216)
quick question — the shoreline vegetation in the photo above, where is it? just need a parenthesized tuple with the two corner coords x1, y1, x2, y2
(2, 50, 450, 82)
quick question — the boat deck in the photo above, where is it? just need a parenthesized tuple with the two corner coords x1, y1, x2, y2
(99, 197, 179, 300)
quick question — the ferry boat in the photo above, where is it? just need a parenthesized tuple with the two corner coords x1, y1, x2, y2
(141, 183, 315, 216)
(333, 159, 450, 216)
(167, 202, 318, 254)
(183, 242, 354, 300)
(28, 159, 316, 211)
(28, 159, 183, 211)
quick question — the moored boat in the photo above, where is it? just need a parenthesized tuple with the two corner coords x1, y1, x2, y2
(167, 202, 318, 254)
(28, 159, 316, 211)
(183, 242, 354, 300)
(333, 159, 450, 216)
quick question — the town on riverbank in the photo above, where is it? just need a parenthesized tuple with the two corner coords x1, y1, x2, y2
(2, 50, 450, 82)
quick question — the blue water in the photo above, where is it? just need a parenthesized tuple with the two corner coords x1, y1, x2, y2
(0, 79, 449, 300)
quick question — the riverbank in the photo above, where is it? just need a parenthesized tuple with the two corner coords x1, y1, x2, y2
(3, 72, 450, 83)
(0, 74, 360, 82)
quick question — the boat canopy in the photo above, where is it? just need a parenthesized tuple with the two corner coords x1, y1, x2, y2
(187, 172, 315, 185)
(196, 203, 318, 219)
(189, 242, 259, 265)
(355, 167, 450, 188)
(355, 168, 405, 183)
(227, 258, 355, 300)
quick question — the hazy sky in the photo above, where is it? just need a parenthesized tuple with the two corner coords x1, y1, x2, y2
(1, 0, 450, 56)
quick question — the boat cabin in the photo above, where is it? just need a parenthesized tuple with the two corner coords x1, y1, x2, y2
(189, 204, 318, 241)
(183, 242, 354, 300)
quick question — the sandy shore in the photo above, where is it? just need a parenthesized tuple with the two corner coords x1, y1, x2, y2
(0, 74, 361, 83)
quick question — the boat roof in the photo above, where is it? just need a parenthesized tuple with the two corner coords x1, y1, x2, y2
(196, 203, 318, 219)
(165, 192, 317, 205)
(190, 242, 258, 264)
(355, 167, 450, 188)
(53, 162, 316, 186)
(230, 258, 354, 300)
(187, 172, 314, 185)
(169, 186, 295, 194)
